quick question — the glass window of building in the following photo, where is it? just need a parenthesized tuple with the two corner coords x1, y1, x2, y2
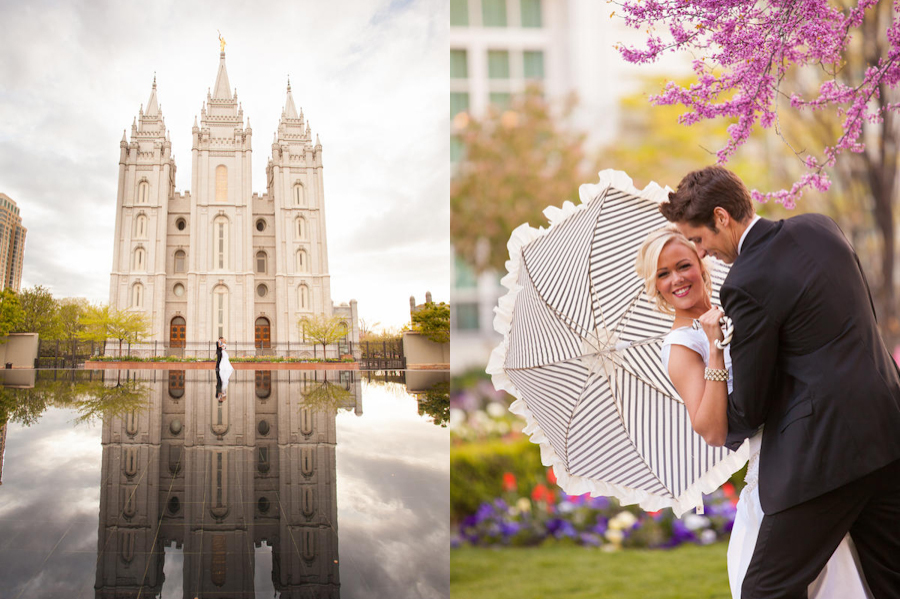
(521, 0, 542, 27)
(213, 286, 228, 339)
(524, 50, 545, 79)
(488, 50, 510, 79)
(176, 218, 186, 231)
(215, 217, 228, 269)
(133, 247, 145, 271)
(174, 250, 186, 273)
(293, 183, 305, 206)
(451, 49, 468, 78)
(296, 216, 306, 239)
(257, 284, 268, 298)
(256, 219, 266, 232)
(482, 0, 507, 27)
(296, 249, 307, 272)
(450, 136, 465, 163)
(450, 0, 468, 26)
(489, 92, 511, 109)
(132, 283, 143, 308)
(451, 92, 470, 119)
(137, 180, 149, 204)
(256, 251, 267, 274)
(298, 284, 309, 310)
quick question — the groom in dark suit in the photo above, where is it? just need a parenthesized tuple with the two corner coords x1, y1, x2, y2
(663, 165, 900, 598)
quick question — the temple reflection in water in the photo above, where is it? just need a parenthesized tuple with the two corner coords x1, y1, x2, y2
(95, 369, 360, 599)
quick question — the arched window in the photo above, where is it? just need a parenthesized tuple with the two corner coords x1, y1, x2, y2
(137, 180, 149, 204)
(174, 250, 186, 273)
(214, 217, 228, 270)
(215, 165, 228, 202)
(132, 283, 144, 308)
(293, 182, 305, 206)
(298, 284, 309, 311)
(296, 249, 307, 272)
(134, 214, 147, 238)
(133, 247, 145, 271)
(213, 285, 228, 340)
(256, 251, 267, 274)
(296, 216, 306, 239)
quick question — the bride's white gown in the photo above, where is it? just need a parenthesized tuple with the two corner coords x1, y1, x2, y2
(662, 327, 872, 599)
(219, 348, 234, 390)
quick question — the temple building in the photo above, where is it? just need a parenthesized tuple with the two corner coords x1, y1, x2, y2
(109, 51, 358, 354)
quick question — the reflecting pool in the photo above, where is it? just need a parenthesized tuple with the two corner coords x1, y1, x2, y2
(0, 369, 449, 598)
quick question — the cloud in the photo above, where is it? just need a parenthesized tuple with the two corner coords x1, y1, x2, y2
(0, 0, 448, 328)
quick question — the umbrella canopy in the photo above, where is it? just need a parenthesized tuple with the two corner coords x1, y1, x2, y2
(488, 170, 748, 516)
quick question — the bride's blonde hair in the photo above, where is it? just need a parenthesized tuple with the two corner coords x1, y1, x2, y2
(634, 225, 712, 316)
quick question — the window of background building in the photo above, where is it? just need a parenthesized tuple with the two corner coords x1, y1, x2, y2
(451, 92, 470, 119)
(256, 219, 266, 232)
(451, 136, 465, 163)
(296, 216, 306, 239)
(488, 50, 510, 79)
(521, 0, 542, 27)
(489, 92, 511, 109)
(298, 284, 309, 310)
(296, 249, 307, 272)
(482, 0, 507, 27)
(132, 283, 143, 309)
(524, 50, 545, 79)
(450, 0, 468, 25)
(176, 218, 186, 231)
(451, 49, 468, 78)
(454, 303, 480, 331)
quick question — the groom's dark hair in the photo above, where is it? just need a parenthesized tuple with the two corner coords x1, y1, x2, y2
(661, 165, 754, 230)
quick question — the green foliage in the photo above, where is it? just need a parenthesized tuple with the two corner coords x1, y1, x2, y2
(299, 313, 349, 352)
(451, 544, 731, 599)
(80, 304, 150, 355)
(418, 380, 449, 427)
(14, 285, 57, 336)
(411, 302, 450, 344)
(451, 86, 592, 273)
(451, 437, 544, 522)
(55, 298, 89, 343)
(0, 289, 24, 341)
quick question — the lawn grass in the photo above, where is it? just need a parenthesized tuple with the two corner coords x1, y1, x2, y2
(451, 542, 731, 599)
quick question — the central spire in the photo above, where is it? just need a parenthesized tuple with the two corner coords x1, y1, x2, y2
(212, 51, 232, 100)
(284, 77, 299, 119)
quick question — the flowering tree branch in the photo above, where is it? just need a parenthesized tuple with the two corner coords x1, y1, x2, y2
(614, 0, 898, 208)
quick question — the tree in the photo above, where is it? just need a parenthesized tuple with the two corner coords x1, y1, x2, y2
(81, 304, 150, 357)
(14, 285, 58, 337)
(411, 302, 450, 344)
(451, 86, 592, 273)
(108, 310, 151, 357)
(299, 314, 349, 358)
(57, 298, 89, 346)
(0, 289, 24, 341)
(616, 0, 900, 338)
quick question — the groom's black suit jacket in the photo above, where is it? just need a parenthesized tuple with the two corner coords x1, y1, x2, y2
(721, 215, 900, 514)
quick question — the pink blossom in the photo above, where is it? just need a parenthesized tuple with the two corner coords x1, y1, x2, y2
(615, 0, 900, 207)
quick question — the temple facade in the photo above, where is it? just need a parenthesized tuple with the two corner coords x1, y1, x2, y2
(109, 51, 358, 354)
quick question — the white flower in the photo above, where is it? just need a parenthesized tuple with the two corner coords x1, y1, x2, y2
(605, 529, 624, 544)
(486, 401, 507, 418)
(700, 529, 718, 545)
(610, 510, 638, 530)
(684, 514, 711, 531)
(516, 497, 532, 514)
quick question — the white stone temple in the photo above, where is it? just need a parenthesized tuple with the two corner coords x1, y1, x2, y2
(109, 51, 358, 355)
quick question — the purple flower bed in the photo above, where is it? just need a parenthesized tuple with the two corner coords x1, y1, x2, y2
(455, 484, 739, 550)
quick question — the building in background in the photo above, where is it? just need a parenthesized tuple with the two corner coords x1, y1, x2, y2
(0, 193, 27, 293)
(450, 0, 685, 372)
(109, 51, 358, 355)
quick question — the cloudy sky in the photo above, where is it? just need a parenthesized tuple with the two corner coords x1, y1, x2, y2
(0, 0, 449, 330)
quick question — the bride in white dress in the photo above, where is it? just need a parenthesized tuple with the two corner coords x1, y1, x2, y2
(217, 340, 235, 401)
(636, 226, 871, 599)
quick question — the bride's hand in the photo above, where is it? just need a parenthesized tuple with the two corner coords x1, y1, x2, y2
(699, 306, 725, 345)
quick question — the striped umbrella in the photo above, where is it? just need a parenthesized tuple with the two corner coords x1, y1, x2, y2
(488, 170, 748, 516)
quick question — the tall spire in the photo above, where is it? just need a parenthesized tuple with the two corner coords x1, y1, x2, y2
(284, 77, 299, 119)
(212, 51, 232, 100)
(146, 74, 159, 117)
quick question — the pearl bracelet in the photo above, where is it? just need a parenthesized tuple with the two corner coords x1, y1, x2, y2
(704, 367, 728, 382)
